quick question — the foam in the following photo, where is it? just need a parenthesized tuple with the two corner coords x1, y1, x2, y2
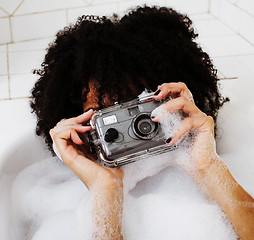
(122, 148, 189, 193)
(89, 178, 124, 240)
(9, 158, 88, 240)
(121, 101, 238, 240)
(2, 85, 254, 239)
(151, 103, 183, 139)
(31, 211, 78, 240)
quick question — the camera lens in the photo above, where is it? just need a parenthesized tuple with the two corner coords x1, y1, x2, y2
(138, 120, 152, 134)
(132, 113, 158, 140)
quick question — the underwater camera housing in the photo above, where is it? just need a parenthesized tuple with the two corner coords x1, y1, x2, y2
(89, 93, 178, 168)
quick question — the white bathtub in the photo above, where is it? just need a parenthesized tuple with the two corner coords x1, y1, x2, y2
(0, 77, 254, 240)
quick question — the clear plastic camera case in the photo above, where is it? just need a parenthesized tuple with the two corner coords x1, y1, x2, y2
(89, 93, 178, 167)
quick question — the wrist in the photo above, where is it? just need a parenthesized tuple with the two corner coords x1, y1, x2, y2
(194, 155, 228, 188)
(193, 157, 236, 207)
(189, 155, 227, 192)
(92, 172, 123, 193)
(193, 154, 223, 177)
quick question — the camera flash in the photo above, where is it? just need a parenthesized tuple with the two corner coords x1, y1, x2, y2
(103, 115, 118, 126)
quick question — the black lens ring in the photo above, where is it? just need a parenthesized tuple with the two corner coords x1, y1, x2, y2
(138, 120, 152, 134)
(132, 113, 158, 140)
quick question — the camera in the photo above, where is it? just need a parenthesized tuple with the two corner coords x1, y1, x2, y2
(88, 93, 178, 167)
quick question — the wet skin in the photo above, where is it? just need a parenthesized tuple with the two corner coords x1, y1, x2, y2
(50, 82, 254, 240)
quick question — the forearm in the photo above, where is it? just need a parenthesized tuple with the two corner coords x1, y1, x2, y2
(192, 157, 254, 240)
(91, 179, 124, 240)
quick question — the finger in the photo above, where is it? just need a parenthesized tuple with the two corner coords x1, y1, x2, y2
(76, 109, 94, 124)
(154, 82, 193, 101)
(165, 97, 203, 116)
(56, 109, 94, 127)
(50, 128, 102, 186)
(152, 97, 205, 123)
(54, 124, 92, 134)
(51, 127, 84, 145)
(51, 127, 98, 171)
(167, 116, 214, 145)
(50, 124, 91, 147)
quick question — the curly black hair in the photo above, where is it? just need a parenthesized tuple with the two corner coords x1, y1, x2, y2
(30, 5, 228, 153)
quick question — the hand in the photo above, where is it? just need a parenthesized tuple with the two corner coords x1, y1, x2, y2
(50, 110, 124, 239)
(49, 109, 124, 190)
(153, 83, 254, 240)
(152, 82, 219, 173)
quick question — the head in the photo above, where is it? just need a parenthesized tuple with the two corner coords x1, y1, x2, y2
(31, 5, 228, 153)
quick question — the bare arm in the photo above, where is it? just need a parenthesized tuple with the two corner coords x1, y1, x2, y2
(194, 158, 254, 240)
(50, 110, 124, 240)
(91, 177, 123, 240)
(153, 82, 254, 240)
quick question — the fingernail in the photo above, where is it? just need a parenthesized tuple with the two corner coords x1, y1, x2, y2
(166, 137, 172, 144)
(154, 89, 161, 96)
(84, 108, 94, 113)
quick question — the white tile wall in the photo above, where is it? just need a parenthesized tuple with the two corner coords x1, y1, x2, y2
(15, 0, 86, 15)
(118, 0, 165, 13)
(210, 0, 254, 47)
(8, 38, 52, 52)
(11, 11, 67, 42)
(68, 3, 118, 24)
(237, 55, 254, 72)
(210, 0, 221, 17)
(0, 76, 9, 99)
(0, 45, 7, 53)
(198, 35, 254, 57)
(240, 10, 254, 45)
(0, 8, 8, 17)
(0, 17, 11, 44)
(0, 0, 23, 15)
(237, 0, 254, 17)
(220, 0, 242, 33)
(190, 13, 215, 21)
(10, 74, 36, 98)
(227, 0, 239, 3)
(193, 19, 235, 37)
(164, 0, 209, 14)
(213, 55, 254, 77)
(9, 50, 45, 74)
(0, 0, 254, 101)
(0, 52, 8, 75)
(92, 0, 119, 4)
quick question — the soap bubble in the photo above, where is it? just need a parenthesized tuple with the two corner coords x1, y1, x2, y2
(3, 85, 254, 240)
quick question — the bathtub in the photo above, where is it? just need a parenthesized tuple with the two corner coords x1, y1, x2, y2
(0, 77, 254, 240)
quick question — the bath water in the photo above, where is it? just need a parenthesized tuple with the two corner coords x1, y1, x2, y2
(1, 80, 254, 239)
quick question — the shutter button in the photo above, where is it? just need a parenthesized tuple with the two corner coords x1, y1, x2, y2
(104, 128, 119, 142)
